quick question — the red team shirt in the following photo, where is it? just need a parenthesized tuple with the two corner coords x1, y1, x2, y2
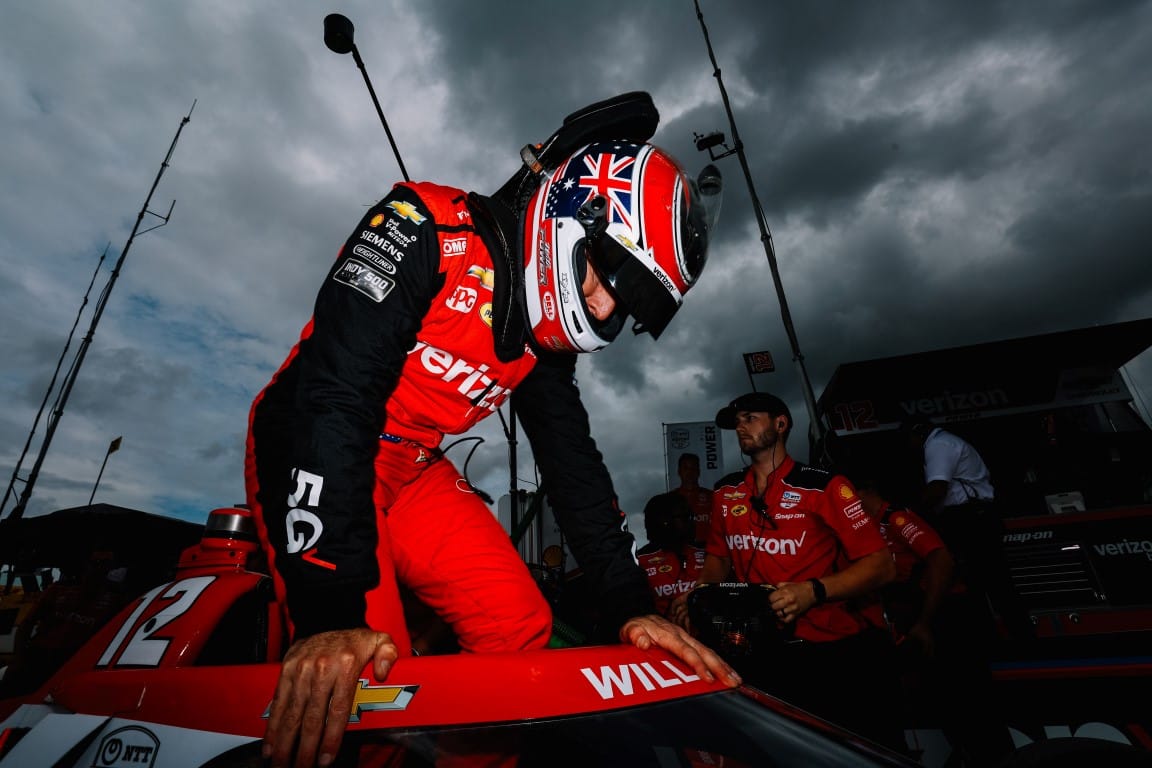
(876, 504, 948, 583)
(639, 546, 706, 617)
(706, 456, 891, 642)
(675, 486, 715, 545)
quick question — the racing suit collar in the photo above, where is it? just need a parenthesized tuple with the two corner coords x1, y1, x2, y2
(468, 192, 527, 363)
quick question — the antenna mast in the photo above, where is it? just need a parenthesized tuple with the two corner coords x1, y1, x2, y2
(3, 102, 195, 523)
(691, 0, 827, 453)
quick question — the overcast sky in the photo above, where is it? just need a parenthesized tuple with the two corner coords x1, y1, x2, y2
(2, 1, 1151, 546)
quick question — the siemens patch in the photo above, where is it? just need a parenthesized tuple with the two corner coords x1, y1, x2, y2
(334, 258, 396, 303)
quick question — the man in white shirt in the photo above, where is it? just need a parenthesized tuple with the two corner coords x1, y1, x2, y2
(902, 418, 1013, 643)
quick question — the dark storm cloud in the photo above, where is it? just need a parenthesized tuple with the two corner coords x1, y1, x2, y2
(1, 0, 1149, 540)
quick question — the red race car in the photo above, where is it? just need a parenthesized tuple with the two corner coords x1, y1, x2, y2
(1, 507, 1146, 767)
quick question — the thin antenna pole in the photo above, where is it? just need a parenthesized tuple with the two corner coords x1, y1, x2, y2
(692, 0, 827, 451)
(1, 244, 109, 517)
(4, 103, 195, 523)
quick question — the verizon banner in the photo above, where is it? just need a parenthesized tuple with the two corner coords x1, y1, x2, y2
(663, 421, 725, 491)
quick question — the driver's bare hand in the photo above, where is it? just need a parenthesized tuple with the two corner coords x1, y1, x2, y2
(263, 628, 398, 768)
(620, 614, 741, 688)
(668, 591, 693, 631)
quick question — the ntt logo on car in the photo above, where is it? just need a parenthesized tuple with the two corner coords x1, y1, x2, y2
(94, 725, 160, 767)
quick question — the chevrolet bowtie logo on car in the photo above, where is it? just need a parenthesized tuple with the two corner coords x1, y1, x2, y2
(349, 680, 420, 722)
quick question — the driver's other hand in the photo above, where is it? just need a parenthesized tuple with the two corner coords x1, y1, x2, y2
(668, 591, 693, 630)
(263, 628, 398, 768)
(620, 614, 741, 688)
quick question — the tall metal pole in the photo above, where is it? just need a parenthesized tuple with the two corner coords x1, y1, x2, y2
(692, 0, 827, 450)
(87, 436, 122, 506)
(1, 244, 109, 517)
(5, 103, 194, 523)
(323, 14, 410, 182)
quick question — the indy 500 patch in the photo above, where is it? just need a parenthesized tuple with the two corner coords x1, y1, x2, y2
(334, 258, 396, 303)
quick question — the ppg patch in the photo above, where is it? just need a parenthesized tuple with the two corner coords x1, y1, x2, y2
(334, 258, 396, 303)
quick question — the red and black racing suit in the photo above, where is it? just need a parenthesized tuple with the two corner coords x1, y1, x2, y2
(245, 182, 655, 655)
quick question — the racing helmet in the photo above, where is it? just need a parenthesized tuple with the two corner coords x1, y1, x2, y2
(521, 141, 720, 354)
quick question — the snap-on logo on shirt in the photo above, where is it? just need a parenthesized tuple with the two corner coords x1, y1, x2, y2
(409, 341, 512, 411)
(443, 237, 468, 256)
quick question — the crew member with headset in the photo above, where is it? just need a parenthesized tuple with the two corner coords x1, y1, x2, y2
(672, 391, 906, 753)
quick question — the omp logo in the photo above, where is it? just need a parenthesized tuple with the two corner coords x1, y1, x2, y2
(726, 530, 807, 556)
(447, 285, 477, 312)
(387, 200, 426, 224)
(581, 660, 700, 700)
(409, 341, 511, 411)
(352, 244, 397, 274)
(443, 237, 467, 256)
(94, 726, 159, 768)
(542, 292, 556, 320)
(1093, 539, 1152, 559)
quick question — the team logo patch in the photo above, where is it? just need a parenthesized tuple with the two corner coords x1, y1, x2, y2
(480, 302, 493, 327)
(730, 504, 748, 517)
(387, 200, 426, 224)
(349, 680, 419, 722)
(352, 244, 396, 274)
(333, 259, 395, 303)
(466, 265, 494, 290)
(447, 285, 478, 313)
(369, 213, 385, 228)
(95, 725, 160, 768)
(443, 237, 468, 256)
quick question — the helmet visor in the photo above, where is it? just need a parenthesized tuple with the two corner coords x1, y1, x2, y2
(588, 236, 679, 339)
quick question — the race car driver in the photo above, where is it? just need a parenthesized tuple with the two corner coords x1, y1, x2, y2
(245, 113, 736, 765)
